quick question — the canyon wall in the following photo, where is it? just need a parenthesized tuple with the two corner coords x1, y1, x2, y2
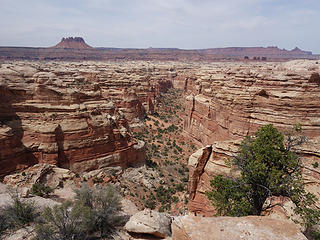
(0, 61, 175, 177)
(177, 60, 320, 215)
(1, 59, 319, 215)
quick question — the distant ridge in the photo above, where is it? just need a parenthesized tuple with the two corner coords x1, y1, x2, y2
(198, 46, 313, 57)
(0, 38, 318, 61)
(52, 37, 92, 49)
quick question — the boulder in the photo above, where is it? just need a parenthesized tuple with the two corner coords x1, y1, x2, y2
(172, 215, 307, 240)
(125, 209, 172, 238)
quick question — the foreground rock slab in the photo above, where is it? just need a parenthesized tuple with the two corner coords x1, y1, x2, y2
(172, 215, 307, 240)
(125, 209, 172, 238)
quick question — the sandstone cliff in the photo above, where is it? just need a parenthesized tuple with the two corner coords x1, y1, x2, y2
(0, 61, 175, 177)
(180, 60, 320, 215)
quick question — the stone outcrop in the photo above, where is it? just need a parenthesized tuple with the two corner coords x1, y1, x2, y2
(125, 209, 172, 238)
(183, 60, 320, 215)
(53, 37, 93, 49)
(0, 61, 175, 177)
(3, 163, 75, 190)
(172, 215, 307, 240)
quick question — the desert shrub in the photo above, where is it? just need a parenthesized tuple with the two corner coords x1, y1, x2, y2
(178, 168, 185, 176)
(74, 184, 123, 237)
(2, 194, 37, 228)
(172, 196, 179, 203)
(31, 182, 53, 198)
(0, 213, 9, 236)
(206, 124, 320, 237)
(175, 183, 185, 192)
(145, 199, 156, 210)
(35, 184, 122, 239)
(182, 177, 189, 183)
(146, 158, 158, 169)
(0, 194, 38, 237)
(309, 73, 320, 85)
(34, 201, 94, 240)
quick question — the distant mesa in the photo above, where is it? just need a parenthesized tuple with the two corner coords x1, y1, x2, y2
(52, 37, 93, 49)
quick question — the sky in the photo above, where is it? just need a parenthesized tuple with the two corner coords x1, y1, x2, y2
(0, 0, 319, 53)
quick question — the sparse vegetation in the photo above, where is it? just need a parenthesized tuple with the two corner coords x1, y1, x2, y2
(114, 89, 195, 213)
(34, 184, 123, 240)
(0, 193, 37, 236)
(34, 201, 94, 240)
(31, 182, 53, 198)
(74, 184, 123, 237)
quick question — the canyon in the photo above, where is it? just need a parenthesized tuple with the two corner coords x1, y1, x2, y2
(0, 59, 319, 239)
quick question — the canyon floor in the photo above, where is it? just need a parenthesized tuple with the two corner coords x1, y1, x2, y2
(0, 59, 319, 239)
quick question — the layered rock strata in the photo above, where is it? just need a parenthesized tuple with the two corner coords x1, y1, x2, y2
(0, 61, 176, 177)
(182, 60, 320, 215)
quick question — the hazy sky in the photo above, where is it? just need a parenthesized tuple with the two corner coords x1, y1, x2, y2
(0, 0, 319, 53)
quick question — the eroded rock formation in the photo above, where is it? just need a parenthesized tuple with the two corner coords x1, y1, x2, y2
(182, 60, 320, 215)
(1, 59, 319, 218)
(0, 61, 175, 177)
(53, 37, 93, 49)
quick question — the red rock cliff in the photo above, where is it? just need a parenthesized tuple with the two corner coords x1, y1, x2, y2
(177, 60, 320, 215)
(0, 61, 176, 177)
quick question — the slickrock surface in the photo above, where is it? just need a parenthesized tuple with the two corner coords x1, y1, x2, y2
(125, 209, 172, 238)
(172, 215, 307, 240)
(182, 60, 320, 215)
(0, 61, 175, 177)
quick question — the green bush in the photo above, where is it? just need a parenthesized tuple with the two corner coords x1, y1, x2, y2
(175, 183, 185, 192)
(4, 194, 37, 227)
(0, 193, 38, 237)
(172, 196, 179, 203)
(34, 184, 123, 240)
(145, 199, 156, 210)
(206, 124, 320, 235)
(0, 213, 9, 236)
(74, 184, 123, 237)
(31, 182, 53, 198)
(34, 201, 94, 240)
